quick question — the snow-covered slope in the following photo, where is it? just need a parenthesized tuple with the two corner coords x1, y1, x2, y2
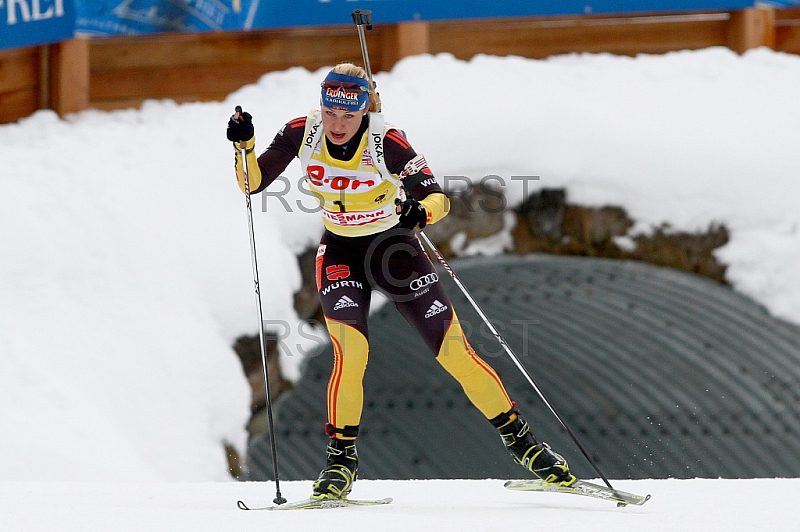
(1, 478, 797, 531)
(1, 48, 798, 501)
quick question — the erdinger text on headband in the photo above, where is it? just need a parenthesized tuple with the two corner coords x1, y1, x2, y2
(321, 72, 369, 111)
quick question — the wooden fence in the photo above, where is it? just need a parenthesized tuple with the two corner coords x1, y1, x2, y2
(2, 6, 799, 124)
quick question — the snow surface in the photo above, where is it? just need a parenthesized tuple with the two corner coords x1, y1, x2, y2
(1, 47, 799, 529)
(1, 478, 798, 531)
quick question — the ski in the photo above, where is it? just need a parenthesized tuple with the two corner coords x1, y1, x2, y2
(504, 479, 651, 507)
(237, 497, 393, 511)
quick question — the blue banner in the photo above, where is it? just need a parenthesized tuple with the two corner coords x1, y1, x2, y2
(6, 0, 787, 45)
(1, 0, 76, 50)
(71, 0, 764, 37)
(74, 0, 255, 35)
(249, 1, 759, 29)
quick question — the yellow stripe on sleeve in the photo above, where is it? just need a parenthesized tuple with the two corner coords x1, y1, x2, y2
(419, 192, 450, 225)
(233, 137, 262, 194)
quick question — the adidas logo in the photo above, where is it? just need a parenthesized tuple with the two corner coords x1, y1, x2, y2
(333, 296, 359, 311)
(424, 300, 448, 318)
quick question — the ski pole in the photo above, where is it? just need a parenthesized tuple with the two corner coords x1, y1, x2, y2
(351, 9, 381, 112)
(416, 230, 615, 490)
(233, 105, 287, 506)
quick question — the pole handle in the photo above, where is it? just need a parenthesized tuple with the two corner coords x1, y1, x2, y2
(351, 9, 373, 30)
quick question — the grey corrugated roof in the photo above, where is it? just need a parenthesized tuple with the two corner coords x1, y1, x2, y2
(247, 254, 800, 481)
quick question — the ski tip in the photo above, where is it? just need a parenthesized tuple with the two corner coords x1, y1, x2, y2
(236, 500, 250, 510)
(616, 492, 651, 507)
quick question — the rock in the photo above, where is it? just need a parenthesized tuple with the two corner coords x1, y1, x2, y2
(518, 188, 567, 240)
(423, 181, 506, 251)
(631, 223, 729, 284)
(232, 333, 294, 441)
(293, 246, 324, 322)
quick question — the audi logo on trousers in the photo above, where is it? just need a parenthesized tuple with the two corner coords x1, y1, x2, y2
(409, 273, 439, 291)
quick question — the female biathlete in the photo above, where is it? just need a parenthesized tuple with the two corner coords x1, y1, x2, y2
(226, 63, 576, 500)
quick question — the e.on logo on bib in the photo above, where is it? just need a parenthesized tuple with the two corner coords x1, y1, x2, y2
(307, 165, 376, 191)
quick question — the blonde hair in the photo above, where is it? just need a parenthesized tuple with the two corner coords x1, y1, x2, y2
(330, 62, 381, 113)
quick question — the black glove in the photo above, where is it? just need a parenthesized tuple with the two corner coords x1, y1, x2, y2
(227, 108, 254, 142)
(395, 198, 427, 230)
